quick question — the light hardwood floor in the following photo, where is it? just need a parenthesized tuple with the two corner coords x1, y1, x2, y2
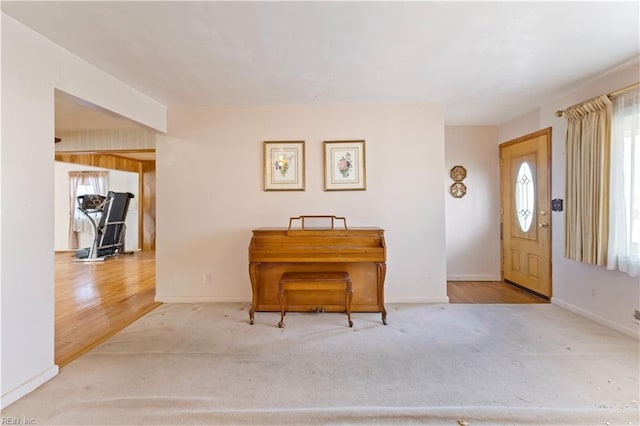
(55, 250, 159, 367)
(447, 280, 549, 304)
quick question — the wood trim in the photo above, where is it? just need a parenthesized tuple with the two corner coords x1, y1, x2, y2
(499, 127, 552, 149)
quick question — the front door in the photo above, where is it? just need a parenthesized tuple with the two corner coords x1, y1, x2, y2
(500, 128, 552, 297)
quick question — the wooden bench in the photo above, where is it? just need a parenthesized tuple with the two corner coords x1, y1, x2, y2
(278, 271, 353, 328)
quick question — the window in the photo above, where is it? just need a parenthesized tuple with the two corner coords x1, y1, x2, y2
(68, 171, 108, 249)
(608, 89, 640, 277)
(515, 162, 535, 232)
(76, 184, 94, 196)
(73, 184, 102, 230)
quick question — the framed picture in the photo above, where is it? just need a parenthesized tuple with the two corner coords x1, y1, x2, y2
(450, 165, 467, 182)
(323, 140, 366, 191)
(263, 141, 305, 191)
(450, 182, 467, 198)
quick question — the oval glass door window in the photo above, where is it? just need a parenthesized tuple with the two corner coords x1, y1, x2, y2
(515, 162, 535, 232)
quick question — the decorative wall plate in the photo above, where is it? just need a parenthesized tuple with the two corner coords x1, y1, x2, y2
(450, 182, 467, 198)
(450, 165, 467, 181)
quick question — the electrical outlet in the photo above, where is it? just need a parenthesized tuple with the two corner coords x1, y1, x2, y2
(202, 272, 212, 285)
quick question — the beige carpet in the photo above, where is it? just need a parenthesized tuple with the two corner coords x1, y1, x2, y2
(3, 303, 639, 425)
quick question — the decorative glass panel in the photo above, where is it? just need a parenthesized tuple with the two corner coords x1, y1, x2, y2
(515, 162, 535, 232)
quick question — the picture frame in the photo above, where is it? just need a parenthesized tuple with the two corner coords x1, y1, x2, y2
(450, 165, 467, 182)
(263, 141, 305, 191)
(450, 182, 467, 198)
(323, 140, 366, 191)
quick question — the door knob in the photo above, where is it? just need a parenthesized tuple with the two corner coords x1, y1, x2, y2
(539, 223, 549, 228)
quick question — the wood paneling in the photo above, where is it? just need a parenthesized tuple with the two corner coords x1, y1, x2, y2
(55, 251, 159, 367)
(55, 152, 143, 173)
(142, 162, 156, 251)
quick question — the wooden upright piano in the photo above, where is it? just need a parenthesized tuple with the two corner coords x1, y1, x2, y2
(248, 216, 387, 325)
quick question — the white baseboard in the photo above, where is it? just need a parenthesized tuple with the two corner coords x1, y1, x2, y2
(552, 298, 640, 340)
(386, 297, 450, 304)
(1, 365, 59, 409)
(156, 296, 450, 304)
(447, 274, 501, 281)
(155, 296, 249, 303)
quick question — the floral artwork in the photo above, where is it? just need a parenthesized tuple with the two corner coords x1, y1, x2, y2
(275, 154, 294, 177)
(264, 141, 305, 191)
(337, 152, 353, 177)
(324, 140, 366, 191)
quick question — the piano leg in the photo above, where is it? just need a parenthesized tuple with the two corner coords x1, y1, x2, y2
(347, 278, 354, 327)
(278, 285, 286, 328)
(248, 262, 260, 325)
(377, 262, 388, 325)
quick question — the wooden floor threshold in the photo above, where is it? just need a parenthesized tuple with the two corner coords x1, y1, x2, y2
(447, 280, 549, 304)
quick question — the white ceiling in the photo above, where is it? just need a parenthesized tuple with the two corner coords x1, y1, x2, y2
(3, 1, 639, 126)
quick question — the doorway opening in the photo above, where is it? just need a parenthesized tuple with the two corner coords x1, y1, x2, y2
(54, 90, 158, 367)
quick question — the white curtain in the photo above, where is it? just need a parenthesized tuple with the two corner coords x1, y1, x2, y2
(607, 89, 640, 277)
(68, 171, 108, 249)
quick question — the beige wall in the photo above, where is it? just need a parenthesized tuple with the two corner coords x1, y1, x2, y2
(157, 104, 449, 304)
(445, 126, 500, 280)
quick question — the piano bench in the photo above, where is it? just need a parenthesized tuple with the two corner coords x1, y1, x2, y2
(277, 271, 353, 328)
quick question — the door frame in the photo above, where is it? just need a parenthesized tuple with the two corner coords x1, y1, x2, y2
(499, 127, 552, 297)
